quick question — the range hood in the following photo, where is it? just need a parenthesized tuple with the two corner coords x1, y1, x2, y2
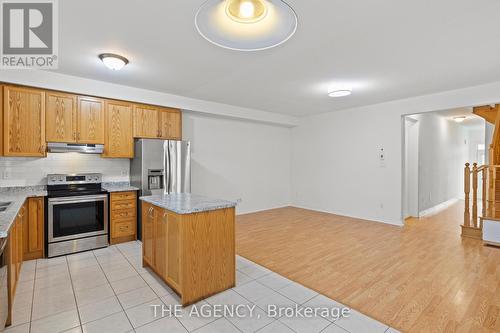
(47, 142, 104, 154)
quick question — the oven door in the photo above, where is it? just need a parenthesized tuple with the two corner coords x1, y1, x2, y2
(48, 194, 108, 243)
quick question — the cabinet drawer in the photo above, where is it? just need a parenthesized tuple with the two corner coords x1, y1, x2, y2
(112, 220, 136, 238)
(111, 191, 136, 201)
(111, 200, 136, 211)
(111, 208, 136, 221)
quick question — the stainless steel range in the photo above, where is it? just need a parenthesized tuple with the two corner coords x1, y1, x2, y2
(46, 173, 108, 257)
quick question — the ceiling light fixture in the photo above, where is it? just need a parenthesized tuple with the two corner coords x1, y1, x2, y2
(226, 0, 268, 23)
(195, 0, 298, 51)
(98, 53, 129, 71)
(328, 88, 352, 98)
(453, 116, 466, 123)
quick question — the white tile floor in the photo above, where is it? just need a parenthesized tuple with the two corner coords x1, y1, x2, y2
(2, 241, 401, 333)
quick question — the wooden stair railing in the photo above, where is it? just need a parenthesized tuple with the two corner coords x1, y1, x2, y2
(463, 104, 500, 239)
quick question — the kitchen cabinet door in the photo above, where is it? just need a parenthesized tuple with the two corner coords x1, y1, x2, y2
(142, 202, 155, 267)
(166, 211, 181, 289)
(3, 86, 46, 156)
(104, 100, 134, 158)
(23, 197, 44, 260)
(159, 108, 182, 140)
(133, 105, 160, 139)
(154, 208, 167, 279)
(16, 206, 25, 276)
(45, 91, 77, 143)
(77, 96, 105, 144)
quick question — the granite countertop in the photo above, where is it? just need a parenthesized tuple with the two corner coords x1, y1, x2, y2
(102, 182, 140, 193)
(0, 186, 48, 238)
(140, 193, 237, 214)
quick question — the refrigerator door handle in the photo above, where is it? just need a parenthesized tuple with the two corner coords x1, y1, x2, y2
(163, 141, 169, 193)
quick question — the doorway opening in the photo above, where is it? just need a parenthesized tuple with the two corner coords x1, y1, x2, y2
(402, 107, 486, 219)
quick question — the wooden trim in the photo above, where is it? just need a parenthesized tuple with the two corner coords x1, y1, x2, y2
(460, 225, 482, 239)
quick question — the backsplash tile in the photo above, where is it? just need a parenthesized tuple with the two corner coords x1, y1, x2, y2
(0, 153, 130, 186)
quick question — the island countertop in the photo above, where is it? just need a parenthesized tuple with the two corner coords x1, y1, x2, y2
(139, 193, 237, 214)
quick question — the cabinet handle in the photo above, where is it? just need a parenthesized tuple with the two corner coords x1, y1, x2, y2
(163, 212, 168, 224)
(73, 132, 77, 141)
(77, 132, 81, 141)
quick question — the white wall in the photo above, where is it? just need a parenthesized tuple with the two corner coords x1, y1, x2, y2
(466, 126, 486, 165)
(414, 113, 468, 212)
(183, 112, 292, 214)
(291, 80, 500, 226)
(404, 117, 419, 218)
(0, 153, 129, 187)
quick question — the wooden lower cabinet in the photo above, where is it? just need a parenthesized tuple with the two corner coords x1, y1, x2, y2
(141, 201, 235, 305)
(23, 197, 44, 260)
(110, 191, 137, 245)
(142, 202, 155, 265)
(6, 203, 25, 326)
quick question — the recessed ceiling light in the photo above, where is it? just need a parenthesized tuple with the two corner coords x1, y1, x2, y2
(195, 0, 298, 51)
(328, 88, 352, 98)
(98, 53, 129, 71)
(226, 0, 268, 23)
(453, 116, 466, 123)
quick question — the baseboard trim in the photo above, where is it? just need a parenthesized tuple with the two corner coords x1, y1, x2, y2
(236, 204, 291, 216)
(289, 205, 404, 227)
(419, 198, 459, 218)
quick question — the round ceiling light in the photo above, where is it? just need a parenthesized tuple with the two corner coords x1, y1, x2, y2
(328, 88, 352, 98)
(453, 116, 466, 123)
(195, 0, 298, 51)
(98, 53, 129, 71)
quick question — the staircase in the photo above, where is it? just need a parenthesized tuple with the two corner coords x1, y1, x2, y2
(462, 104, 500, 245)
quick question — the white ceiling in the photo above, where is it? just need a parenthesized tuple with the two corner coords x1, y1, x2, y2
(54, 0, 500, 117)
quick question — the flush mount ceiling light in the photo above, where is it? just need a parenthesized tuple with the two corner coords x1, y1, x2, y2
(195, 0, 298, 51)
(453, 116, 466, 123)
(328, 88, 352, 98)
(98, 53, 129, 71)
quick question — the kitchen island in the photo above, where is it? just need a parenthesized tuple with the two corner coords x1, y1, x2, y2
(140, 193, 237, 306)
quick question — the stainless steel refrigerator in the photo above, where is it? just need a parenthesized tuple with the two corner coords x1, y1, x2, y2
(131, 139, 191, 239)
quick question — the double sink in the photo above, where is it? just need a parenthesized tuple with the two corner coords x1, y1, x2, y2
(0, 202, 12, 213)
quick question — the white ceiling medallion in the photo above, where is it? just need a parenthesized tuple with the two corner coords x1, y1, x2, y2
(195, 0, 298, 51)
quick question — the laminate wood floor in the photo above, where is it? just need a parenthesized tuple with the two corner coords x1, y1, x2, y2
(235, 202, 500, 333)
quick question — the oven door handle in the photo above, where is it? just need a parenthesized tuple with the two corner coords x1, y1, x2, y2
(48, 194, 108, 204)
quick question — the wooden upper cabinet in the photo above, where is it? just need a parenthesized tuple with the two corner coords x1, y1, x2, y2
(159, 108, 182, 140)
(77, 96, 105, 144)
(133, 104, 160, 138)
(45, 91, 77, 143)
(104, 100, 134, 158)
(3, 86, 45, 156)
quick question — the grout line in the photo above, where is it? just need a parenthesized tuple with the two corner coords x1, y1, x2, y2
(65, 255, 83, 331)
(29, 260, 37, 333)
(91, 247, 136, 331)
(115, 241, 184, 331)
(117, 241, 231, 333)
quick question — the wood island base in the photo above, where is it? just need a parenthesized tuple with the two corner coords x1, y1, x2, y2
(141, 201, 235, 306)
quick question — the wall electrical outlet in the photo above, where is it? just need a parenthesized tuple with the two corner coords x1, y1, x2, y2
(121, 170, 128, 176)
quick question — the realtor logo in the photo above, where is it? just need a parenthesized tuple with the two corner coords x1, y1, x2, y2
(1, 0, 58, 68)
